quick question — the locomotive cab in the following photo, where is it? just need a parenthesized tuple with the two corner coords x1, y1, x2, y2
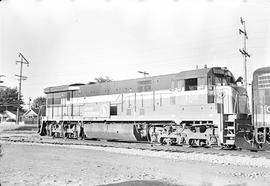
(210, 70, 250, 147)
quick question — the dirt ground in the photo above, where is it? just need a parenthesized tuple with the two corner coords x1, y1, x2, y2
(0, 141, 270, 186)
(1, 123, 270, 186)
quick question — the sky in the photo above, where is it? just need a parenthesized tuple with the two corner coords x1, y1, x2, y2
(0, 0, 270, 104)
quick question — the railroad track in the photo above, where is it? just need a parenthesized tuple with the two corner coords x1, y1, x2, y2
(0, 132, 270, 160)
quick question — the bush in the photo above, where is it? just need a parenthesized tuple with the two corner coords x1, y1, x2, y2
(6, 118, 16, 122)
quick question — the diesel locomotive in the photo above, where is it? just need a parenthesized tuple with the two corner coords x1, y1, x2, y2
(39, 67, 250, 148)
(235, 67, 270, 150)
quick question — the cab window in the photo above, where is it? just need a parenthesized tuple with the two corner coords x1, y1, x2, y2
(214, 75, 230, 86)
(185, 78, 197, 91)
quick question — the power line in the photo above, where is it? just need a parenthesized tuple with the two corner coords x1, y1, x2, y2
(15, 52, 29, 124)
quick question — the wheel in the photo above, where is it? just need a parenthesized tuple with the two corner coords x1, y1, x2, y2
(159, 137, 165, 145)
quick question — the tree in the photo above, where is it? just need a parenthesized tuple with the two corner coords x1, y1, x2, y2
(88, 76, 113, 84)
(93, 76, 112, 83)
(0, 87, 24, 113)
(32, 96, 46, 109)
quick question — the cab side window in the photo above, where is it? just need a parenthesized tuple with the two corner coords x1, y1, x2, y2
(185, 78, 197, 91)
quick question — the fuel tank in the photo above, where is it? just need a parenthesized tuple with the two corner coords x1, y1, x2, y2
(83, 123, 148, 142)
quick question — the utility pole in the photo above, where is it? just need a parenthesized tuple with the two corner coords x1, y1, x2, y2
(239, 17, 250, 89)
(138, 71, 149, 77)
(29, 97, 31, 110)
(15, 53, 29, 124)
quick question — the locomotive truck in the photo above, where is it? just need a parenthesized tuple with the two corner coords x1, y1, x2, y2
(39, 66, 250, 149)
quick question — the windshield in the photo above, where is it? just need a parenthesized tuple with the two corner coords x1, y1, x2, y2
(213, 74, 235, 86)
